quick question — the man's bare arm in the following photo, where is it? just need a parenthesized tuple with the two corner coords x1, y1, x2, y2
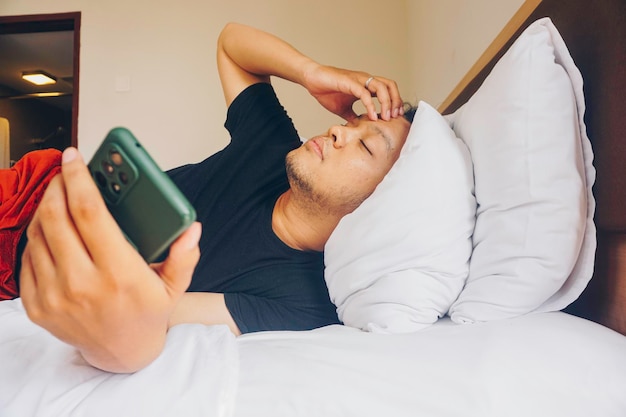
(216, 22, 315, 108)
(168, 293, 241, 336)
(216, 22, 403, 121)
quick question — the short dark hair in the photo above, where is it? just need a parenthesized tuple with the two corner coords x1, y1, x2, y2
(402, 102, 418, 123)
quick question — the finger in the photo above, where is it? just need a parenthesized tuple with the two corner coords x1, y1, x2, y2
(380, 78, 404, 118)
(20, 223, 66, 323)
(334, 94, 359, 122)
(155, 222, 202, 296)
(20, 245, 38, 312)
(366, 78, 392, 121)
(357, 87, 378, 121)
(23, 220, 56, 286)
(60, 148, 131, 265)
(340, 106, 359, 122)
(19, 247, 42, 322)
(368, 77, 405, 120)
(342, 112, 358, 123)
(33, 174, 93, 275)
(19, 231, 62, 324)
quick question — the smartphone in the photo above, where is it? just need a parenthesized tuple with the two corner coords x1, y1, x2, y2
(88, 127, 197, 262)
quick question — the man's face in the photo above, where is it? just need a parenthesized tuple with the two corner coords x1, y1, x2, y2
(286, 115, 411, 215)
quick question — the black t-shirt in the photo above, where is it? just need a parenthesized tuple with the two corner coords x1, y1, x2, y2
(167, 83, 340, 333)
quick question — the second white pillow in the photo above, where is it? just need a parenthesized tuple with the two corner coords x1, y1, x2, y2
(447, 18, 593, 323)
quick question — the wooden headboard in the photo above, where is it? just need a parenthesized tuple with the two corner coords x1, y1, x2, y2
(439, 0, 626, 335)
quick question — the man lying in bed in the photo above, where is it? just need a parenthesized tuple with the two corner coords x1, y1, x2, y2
(17, 23, 413, 373)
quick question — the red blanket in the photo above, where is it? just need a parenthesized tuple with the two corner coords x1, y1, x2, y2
(0, 149, 62, 300)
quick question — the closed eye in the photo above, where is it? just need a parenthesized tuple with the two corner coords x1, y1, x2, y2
(360, 139, 373, 156)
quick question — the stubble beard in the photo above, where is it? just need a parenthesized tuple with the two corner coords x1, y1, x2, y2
(284, 152, 369, 217)
(285, 152, 325, 212)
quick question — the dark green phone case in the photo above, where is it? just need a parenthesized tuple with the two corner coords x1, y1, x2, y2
(88, 127, 197, 262)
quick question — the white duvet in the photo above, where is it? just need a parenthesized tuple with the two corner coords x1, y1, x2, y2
(2, 298, 626, 417)
(0, 299, 238, 417)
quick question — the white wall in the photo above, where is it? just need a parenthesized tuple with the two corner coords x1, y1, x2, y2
(1, 0, 525, 169)
(1, 0, 410, 169)
(407, 0, 525, 108)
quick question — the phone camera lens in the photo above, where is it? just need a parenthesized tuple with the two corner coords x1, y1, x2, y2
(101, 161, 114, 175)
(110, 150, 123, 166)
(118, 171, 129, 184)
(111, 183, 121, 193)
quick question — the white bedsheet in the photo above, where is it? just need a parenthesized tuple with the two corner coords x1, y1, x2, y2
(2, 298, 626, 417)
(0, 299, 238, 417)
(234, 312, 626, 417)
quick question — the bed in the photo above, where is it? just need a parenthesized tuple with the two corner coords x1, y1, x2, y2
(1, 0, 626, 416)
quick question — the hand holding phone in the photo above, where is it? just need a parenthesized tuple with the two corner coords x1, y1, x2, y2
(88, 127, 196, 262)
(21, 145, 201, 373)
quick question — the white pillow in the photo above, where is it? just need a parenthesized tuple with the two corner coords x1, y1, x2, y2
(447, 18, 596, 323)
(324, 101, 476, 333)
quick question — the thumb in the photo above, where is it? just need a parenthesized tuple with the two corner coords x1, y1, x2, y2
(340, 106, 358, 122)
(156, 222, 202, 295)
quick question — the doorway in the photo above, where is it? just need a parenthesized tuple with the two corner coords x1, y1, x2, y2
(0, 12, 80, 166)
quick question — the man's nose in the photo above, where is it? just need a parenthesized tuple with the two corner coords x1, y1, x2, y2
(329, 125, 355, 148)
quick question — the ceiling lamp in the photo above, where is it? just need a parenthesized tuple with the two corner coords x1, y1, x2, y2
(22, 70, 57, 86)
